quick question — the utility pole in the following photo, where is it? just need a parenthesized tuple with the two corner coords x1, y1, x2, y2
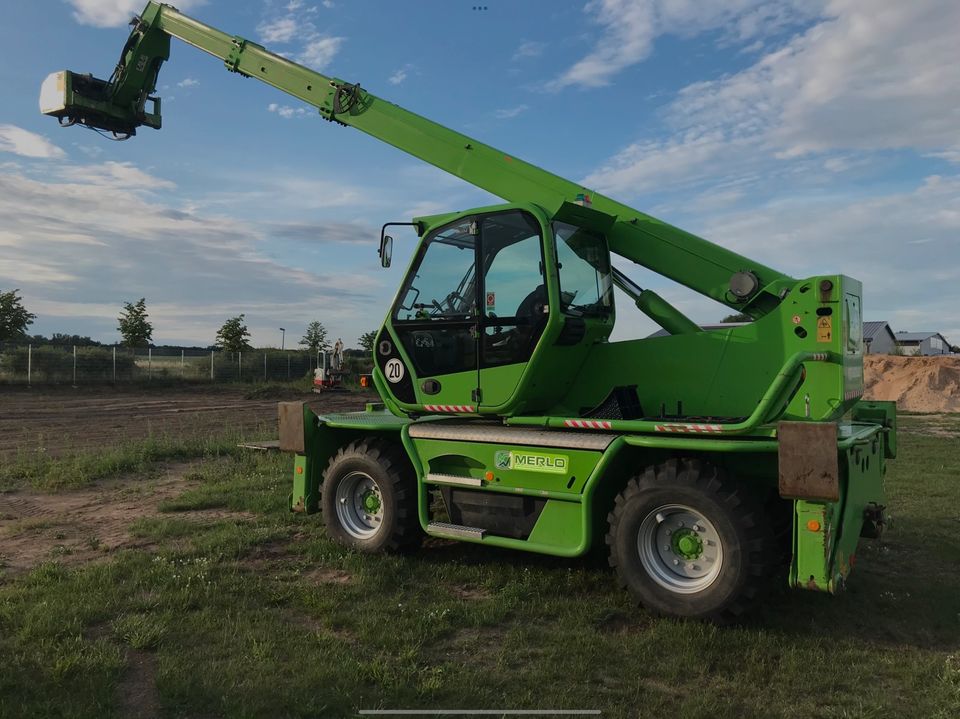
(279, 327, 286, 351)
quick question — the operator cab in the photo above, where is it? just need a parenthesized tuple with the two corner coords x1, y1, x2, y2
(373, 203, 615, 417)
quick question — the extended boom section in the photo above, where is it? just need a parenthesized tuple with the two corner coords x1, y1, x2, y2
(43, 1, 895, 621)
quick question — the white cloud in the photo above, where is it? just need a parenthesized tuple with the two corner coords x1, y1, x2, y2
(56, 161, 175, 191)
(512, 41, 545, 61)
(494, 105, 529, 120)
(321, 0, 335, 7)
(67, 0, 204, 28)
(585, 0, 960, 199)
(177, 77, 200, 88)
(0, 162, 382, 344)
(550, 0, 816, 89)
(388, 68, 408, 85)
(0, 125, 66, 159)
(298, 36, 344, 70)
(692, 174, 960, 338)
(665, 0, 960, 157)
(267, 103, 310, 119)
(257, 16, 299, 43)
(73, 143, 103, 159)
(609, 174, 960, 342)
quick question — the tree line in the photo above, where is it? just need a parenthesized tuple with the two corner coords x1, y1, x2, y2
(0, 290, 377, 353)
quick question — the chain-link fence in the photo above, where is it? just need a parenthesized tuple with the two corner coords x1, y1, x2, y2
(0, 342, 370, 386)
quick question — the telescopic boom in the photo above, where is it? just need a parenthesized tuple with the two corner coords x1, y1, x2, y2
(40, 1, 791, 314)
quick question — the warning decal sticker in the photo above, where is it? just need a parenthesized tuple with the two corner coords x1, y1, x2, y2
(817, 316, 832, 343)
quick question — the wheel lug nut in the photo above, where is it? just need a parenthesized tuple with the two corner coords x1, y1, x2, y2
(673, 559, 679, 566)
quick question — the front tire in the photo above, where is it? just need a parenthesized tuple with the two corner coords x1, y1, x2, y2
(321, 439, 422, 553)
(606, 458, 774, 622)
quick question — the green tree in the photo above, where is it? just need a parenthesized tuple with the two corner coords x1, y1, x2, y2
(358, 330, 377, 352)
(721, 313, 752, 323)
(50, 333, 101, 346)
(0, 289, 36, 341)
(216, 314, 252, 352)
(300, 321, 329, 352)
(117, 298, 153, 347)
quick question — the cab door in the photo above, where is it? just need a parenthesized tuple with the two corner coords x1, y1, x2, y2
(477, 211, 552, 408)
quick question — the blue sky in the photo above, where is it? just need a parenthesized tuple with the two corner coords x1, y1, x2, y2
(1, 0, 958, 348)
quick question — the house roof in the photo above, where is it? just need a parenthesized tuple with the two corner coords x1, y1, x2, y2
(894, 331, 947, 343)
(863, 321, 894, 341)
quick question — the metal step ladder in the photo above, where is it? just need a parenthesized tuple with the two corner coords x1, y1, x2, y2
(426, 521, 487, 539)
(424, 473, 483, 487)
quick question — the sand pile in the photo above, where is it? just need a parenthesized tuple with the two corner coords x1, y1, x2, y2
(863, 354, 960, 412)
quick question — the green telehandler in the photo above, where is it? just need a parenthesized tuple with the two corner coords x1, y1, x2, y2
(41, 2, 896, 621)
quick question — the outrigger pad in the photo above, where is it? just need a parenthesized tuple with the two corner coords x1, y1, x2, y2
(777, 421, 839, 501)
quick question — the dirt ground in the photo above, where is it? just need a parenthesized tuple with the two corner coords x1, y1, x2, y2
(0, 386, 371, 459)
(0, 462, 227, 575)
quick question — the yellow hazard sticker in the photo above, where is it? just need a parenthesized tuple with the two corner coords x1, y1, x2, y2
(817, 316, 832, 342)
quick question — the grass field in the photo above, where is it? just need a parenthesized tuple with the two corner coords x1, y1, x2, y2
(0, 413, 958, 718)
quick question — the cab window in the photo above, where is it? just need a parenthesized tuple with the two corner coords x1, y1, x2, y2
(552, 221, 613, 317)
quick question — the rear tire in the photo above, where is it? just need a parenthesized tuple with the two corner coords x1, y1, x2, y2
(606, 458, 774, 622)
(321, 438, 422, 553)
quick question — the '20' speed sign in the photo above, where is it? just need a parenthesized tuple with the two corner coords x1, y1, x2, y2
(384, 358, 405, 383)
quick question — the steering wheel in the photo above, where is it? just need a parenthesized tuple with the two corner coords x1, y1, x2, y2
(413, 331, 435, 348)
(517, 284, 548, 318)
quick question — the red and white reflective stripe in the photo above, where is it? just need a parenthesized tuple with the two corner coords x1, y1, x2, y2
(563, 419, 612, 430)
(423, 404, 475, 413)
(654, 423, 724, 434)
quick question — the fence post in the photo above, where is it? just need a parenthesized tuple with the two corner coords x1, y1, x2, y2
(27, 344, 32, 387)
(287, 353, 291, 380)
(181, 349, 185, 378)
(210, 350, 214, 381)
(263, 352, 267, 381)
(112, 346, 116, 383)
(238, 350, 242, 380)
(148, 347, 153, 380)
(72, 345, 77, 387)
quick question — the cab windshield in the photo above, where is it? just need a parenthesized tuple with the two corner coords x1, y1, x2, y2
(394, 220, 477, 322)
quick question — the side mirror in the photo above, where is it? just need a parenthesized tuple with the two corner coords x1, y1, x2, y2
(379, 234, 393, 268)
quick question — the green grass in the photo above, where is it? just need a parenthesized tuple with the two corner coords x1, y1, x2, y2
(1, 422, 959, 717)
(0, 434, 257, 492)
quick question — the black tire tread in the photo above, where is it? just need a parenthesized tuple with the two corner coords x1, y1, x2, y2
(322, 437, 422, 553)
(605, 457, 775, 623)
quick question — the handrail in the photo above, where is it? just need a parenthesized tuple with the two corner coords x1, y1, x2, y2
(507, 351, 835, 436)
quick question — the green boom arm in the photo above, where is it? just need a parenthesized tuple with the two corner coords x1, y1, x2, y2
(41, 1, 792, 314)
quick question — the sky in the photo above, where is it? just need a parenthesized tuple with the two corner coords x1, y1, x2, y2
(1, 0, 958, 349)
